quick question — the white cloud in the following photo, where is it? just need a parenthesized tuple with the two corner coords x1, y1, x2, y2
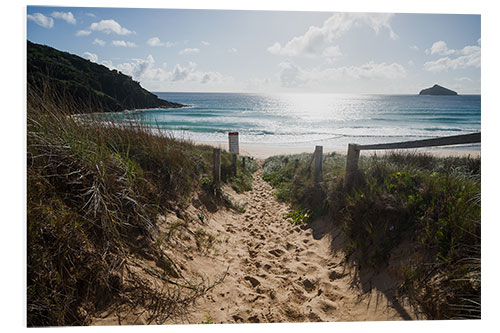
(426, 40, 455, 56)
(27, 13, 54, 29)
(76, 30, 91, 36)
(341, 61, 406, 80)
(179, 48, 200, 55)
(410, 44, 419, 51)
(267, 43, 281, 54)
(147, 37, 174, 47)
(278, 60, 406, 88)
(200, 72, 223, 84)
(90, 19, 134, 35)
(201, 41, 210, 46)
(147, 37, 163, 46)
(172, 63, 195, 81)
(86, 13, 97, 18)
(279, 61, 308, 87)
(322, 46, 342, 58)
(228, 48, 238, 53)
(100, 60, 114, 68)
(424, 40, 481, 72)
(456, 77, 473, 83)
(83, 52, 98, 63)
(51, 11, 76, 25)
(102, 55, 226, 86)
(112, 40, 137, 47)
(268, 12, 396, 58)
(93, 38, 106, 46)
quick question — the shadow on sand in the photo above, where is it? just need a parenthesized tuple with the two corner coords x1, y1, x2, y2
(305, 216, 417, 320)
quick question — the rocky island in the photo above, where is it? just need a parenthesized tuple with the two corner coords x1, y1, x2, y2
(419, 84, 458, 96)
(27, 41, 185, 113)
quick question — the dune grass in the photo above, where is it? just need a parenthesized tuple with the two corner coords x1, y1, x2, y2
(27, 86, 254, 326)
(263, 151, 480, 319)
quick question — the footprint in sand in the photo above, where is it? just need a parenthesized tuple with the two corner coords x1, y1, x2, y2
(232, 314, 244, 322)
(302, 278, 317, 293)
(244, 276, 261, 288)
(248, 315, 260, 323)
(328, 270, 345, 281)
(268, 249, 285, 257)
(319, 300, 338, 313)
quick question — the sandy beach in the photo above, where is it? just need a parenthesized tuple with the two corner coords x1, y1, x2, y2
(194, 140, 480, 159)
(93, 167, 420, 325)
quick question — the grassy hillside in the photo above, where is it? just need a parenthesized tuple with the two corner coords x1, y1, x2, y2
(263, 151, 480, 319)
(27, 41, 184, 113)
(27, 85, 255, 326)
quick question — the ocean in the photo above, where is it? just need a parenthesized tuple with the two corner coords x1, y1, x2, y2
(105, 92, 481, 152)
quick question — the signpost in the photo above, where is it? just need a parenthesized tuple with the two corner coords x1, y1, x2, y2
(228, 132, 239, 154)
(228, 132, 239, 176)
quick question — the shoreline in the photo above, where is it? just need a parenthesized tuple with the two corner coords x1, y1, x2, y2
(191, 140, 481, 159)
(74, 116, 481, 159)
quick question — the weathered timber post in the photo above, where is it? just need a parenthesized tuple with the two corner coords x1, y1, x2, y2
(228, 132, 239, 177)
(213, 148, 221, 182)
(314, 145, 323, 184)
(344, 144, 360, 189)
(232, 154, 237, 176)
(294, 159, 299, 170)
(242, 157, 246, 170)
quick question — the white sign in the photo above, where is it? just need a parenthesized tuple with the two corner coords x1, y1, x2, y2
(228, 132, 239, 154)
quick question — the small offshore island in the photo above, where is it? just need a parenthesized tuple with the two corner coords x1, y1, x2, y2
(419, 84, 458, 96)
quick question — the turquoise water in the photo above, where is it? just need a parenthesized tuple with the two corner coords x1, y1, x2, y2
(106, 92, 481, 151)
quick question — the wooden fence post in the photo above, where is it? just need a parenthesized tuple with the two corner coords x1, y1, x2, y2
(232, 154, 237, 176)
(213, 148, 221, 182)
(344, 144, 360, 189)
(314, 145, 323, 184)
(242, 157, 246, 170)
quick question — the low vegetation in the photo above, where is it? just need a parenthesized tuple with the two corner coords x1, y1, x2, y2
(27, 41, 184, 112)
(263, 151, 480, 319)
(27, 86, 254, 326)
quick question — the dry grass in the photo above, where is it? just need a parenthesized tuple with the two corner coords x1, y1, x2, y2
(27, 85, 247, 326)
(263, 151, 481, 319)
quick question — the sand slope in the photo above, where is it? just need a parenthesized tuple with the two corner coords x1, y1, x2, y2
(92, 166, 419, 325)
(176, 167, 418, 324)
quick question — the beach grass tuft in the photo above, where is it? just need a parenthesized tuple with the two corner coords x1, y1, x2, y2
(263, 150, 480, 319)
(27, 85, 252, 326)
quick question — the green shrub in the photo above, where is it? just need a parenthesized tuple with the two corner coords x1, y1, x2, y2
(263, 150, 480, 319)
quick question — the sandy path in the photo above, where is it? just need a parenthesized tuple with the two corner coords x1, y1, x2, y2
(179, 167, 417, 324)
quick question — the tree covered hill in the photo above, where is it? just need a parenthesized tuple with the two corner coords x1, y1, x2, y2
(27, 41, 184, 113)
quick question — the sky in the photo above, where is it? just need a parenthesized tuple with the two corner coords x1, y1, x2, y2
(27, 6, 480, 94)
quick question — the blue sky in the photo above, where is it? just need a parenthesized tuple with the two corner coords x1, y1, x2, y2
(27, 6, 480, 94)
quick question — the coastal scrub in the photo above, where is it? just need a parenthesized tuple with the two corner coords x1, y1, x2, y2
(263, 151, 480, 319)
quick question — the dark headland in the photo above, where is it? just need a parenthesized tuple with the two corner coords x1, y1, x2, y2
(419, 84, 458, 96)
(27, 41, 185, 113)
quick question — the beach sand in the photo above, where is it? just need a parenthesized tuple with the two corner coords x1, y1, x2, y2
(93, 167, 420, 325)
(176, 168, 421, 323)
(91, 139, 478, 325)
(194, 140, 480, 159)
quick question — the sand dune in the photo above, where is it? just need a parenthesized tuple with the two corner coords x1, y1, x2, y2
(173, 167, 419, 323)
(92, 164, 419, 325)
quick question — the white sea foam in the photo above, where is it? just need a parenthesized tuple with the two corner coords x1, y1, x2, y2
(106, 92, 481, 151)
